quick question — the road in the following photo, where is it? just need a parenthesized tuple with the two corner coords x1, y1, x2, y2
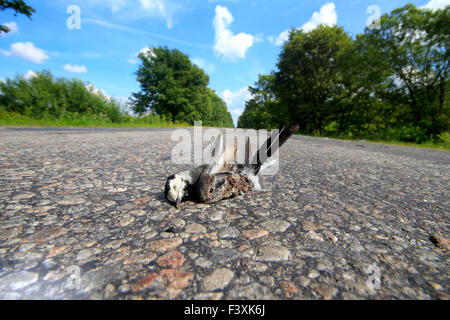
(0, 126, 448, 299)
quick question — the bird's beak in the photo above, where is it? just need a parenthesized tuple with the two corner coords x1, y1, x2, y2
(175, 196, 182, 209)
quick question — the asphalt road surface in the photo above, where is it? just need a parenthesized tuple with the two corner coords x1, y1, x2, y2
(0, 126, 448, 300)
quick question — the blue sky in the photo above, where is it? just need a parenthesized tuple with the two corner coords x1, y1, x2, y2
(1, 0, 448, 125)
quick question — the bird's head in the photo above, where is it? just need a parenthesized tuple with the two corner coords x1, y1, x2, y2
(165, 174, 188, 208)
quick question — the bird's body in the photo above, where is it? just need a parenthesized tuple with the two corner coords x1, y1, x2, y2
(196, 172, 253, 204)
(165, 125, 299, 207)
(164, 163, 253, 206)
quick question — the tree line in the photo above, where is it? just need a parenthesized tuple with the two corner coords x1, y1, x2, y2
(238, 4, 449, 144)
(0, 48, 234, 127)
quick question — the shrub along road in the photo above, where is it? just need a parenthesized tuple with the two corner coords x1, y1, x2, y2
(0, 127, 448, 299)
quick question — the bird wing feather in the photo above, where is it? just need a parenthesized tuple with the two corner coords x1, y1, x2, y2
(209, 136, 238, 175)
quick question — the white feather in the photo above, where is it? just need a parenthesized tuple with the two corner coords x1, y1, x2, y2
(259, 159, 278, 173)
(209, 139, 238, 175)
(248, 174, 262, 192)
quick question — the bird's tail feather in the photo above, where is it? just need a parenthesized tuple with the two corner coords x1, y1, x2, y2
(253, 124, 299, 174)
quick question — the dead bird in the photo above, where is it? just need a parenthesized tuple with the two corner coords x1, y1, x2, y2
(165, 124, 300, 208)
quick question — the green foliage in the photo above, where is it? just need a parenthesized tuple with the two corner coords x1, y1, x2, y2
(437, 131, 450, 148)
(131, 46, 233, 127)
(361, 4, 450, 134)
(204, 88, 234, 127)
(385, 126, 429, 143)
(323, 121, 339, 136)
(0, 0, 35, 35)
(238, 4, 450, 146)
(238, 74, 283, 129)
(274, 26, 353, 133)
(0, 70, 127, 123)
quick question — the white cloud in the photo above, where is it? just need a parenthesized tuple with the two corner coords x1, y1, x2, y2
(139, 46, 156, 58)
(213, 5, 254, 61)
(421, 0, 450, 10)
(269, 2, 338, 46)
(0, 22, 19, 37)
(139, 0, 175, 29)
(63, 64, 88, 73)
(301, 2, 337, 32)
(221, 87, 252, 124)
(192, 57, 215, 74)
(231, 108, 244, 116)
(268, 29, 290, 46)
(222, 87, 252, 109)
(0, 42, 49, 64)
(85, 83, 110, 99)
(128, 46, 156, 64)
(22, 70, 37, 80)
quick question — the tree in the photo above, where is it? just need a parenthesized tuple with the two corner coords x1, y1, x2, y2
(238, 74, 284, 129)
(0, 0, 35, 35)
(131, 46, 233, 127)
(206, 88, 234, 127)
(361, 4, 450, 135)
(274, 26, 353, 134)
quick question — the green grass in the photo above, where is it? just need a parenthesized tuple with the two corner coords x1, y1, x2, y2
(361, 139, 449, 151)
(0, 110, 189, 128)
(298, 133, 450, 151)
(326, 136, 449, 150)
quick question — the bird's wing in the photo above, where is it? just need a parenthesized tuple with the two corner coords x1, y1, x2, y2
(208, 137, 238, 175)
(253, 124, 300, 174)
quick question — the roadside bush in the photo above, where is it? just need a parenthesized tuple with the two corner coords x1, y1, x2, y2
(0, 70, 126, 123)
(386, 126, 429, 143)
(437, 131, 450, 148)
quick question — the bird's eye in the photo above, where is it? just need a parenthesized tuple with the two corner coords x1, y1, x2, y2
(209, 189, 214, 193)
